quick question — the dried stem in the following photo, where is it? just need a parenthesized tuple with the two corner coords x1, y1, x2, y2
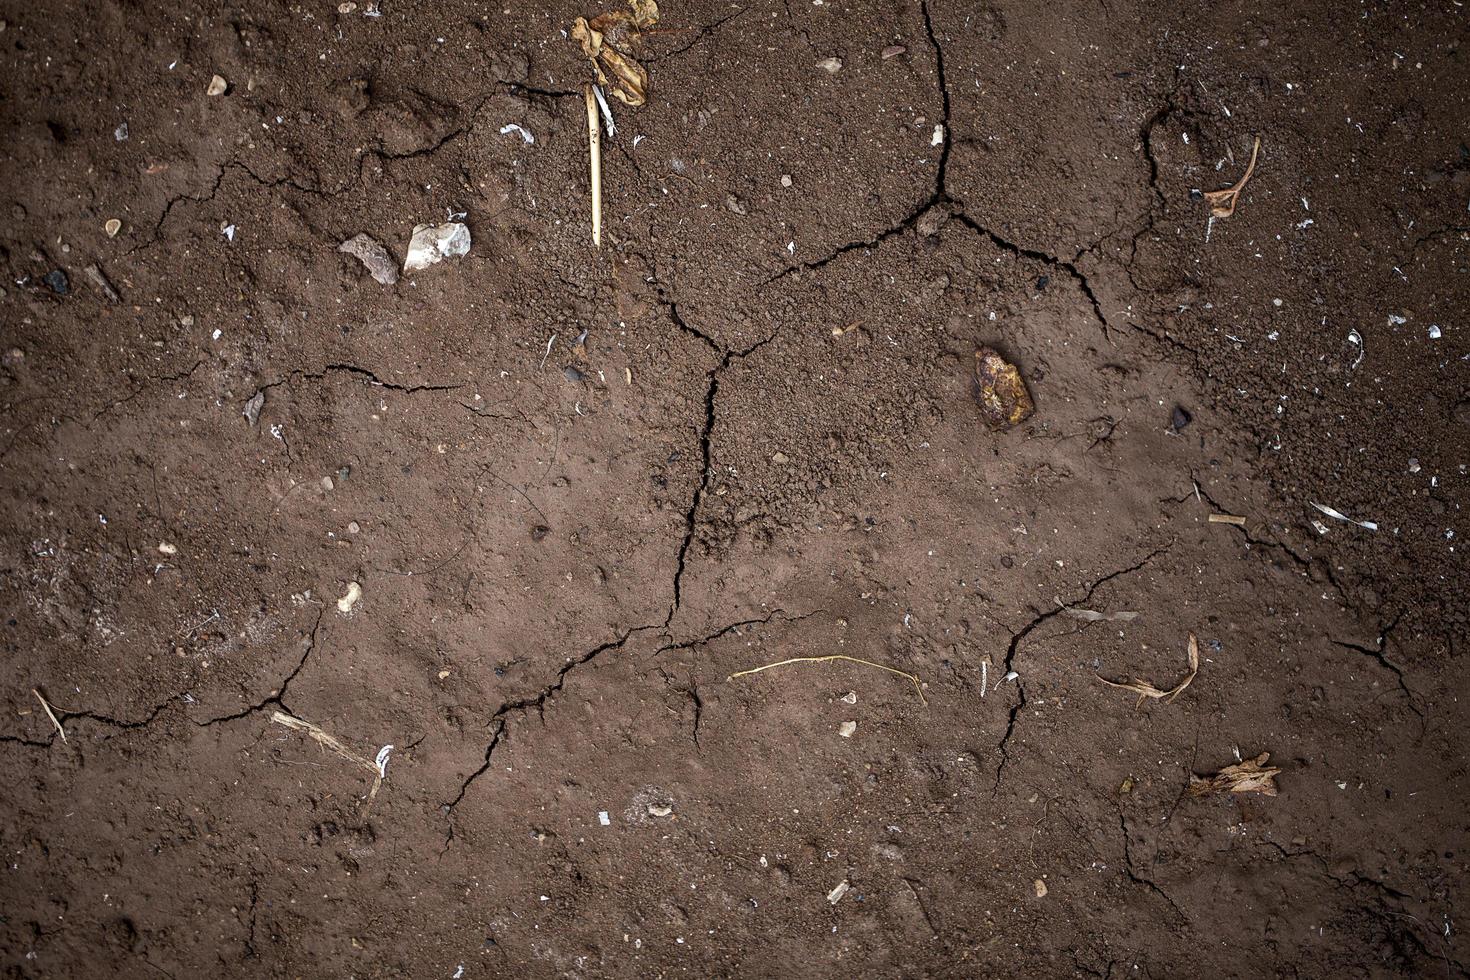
(32, 689, 65, 742)
(728, 655, 926, 705)
(585, 84, 602, 246)
(1203, 136, 1261, 218)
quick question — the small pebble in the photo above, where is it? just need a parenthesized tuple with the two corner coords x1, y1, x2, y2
(43, 269, 69, 295)
(438, 669, 451, 679)
(563, 366, 584, 383)
(780, 174, 792, 188)
(1171, 405, 1192, 430)
(647, 804, 673, 817)
(839, 691, 857, 704)
(817, 57, 842, 73)
(598, 811, 611, 826)
(1033, 879, 1048, 898)
(114, 121, 129, 141)
(1428, 325, 1442, 339)
(2, 348, 23, 367)
(771, 451, 789, 464)
(104, 218, 122, 237)
(838, 720, 857, 738)
(320, 476, 334, 491)
(882, 45, 906, 59)
(158, 542, 178, 556)
(207, 74, 228, 96)
(347, 521, 360, 533)
(337, 580, 362, 614)
(531, 524, 550, 542)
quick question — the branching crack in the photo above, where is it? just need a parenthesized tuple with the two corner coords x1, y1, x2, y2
(645, 7, 748, 64)
(651, 608, 815, 658)
(993, 545, 1170, 789)
(244, 363, 466, 415)
(196, 608, 327, 725)
(1330, 614, 1422, 720)
(440, 623, 661, 845)
(1118, 808, 1189, 923)
(760, 0, 952, 285)
(667, 333, 776, 623)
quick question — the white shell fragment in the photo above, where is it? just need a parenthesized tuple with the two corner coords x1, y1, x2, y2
(338, 233, 399, 284)
(838, 720, 857, 738)
(403, 222, 471, 272)
(207, 74, 228, 96)
(337, 580, 362, 614)
(827, 879, 851, 904)
(374, 744, 393, 777)
(499, 123, 535, 144)
(598, 810, 611, 826)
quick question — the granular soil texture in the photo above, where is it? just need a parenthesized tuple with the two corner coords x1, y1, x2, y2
(1, 0, 1466, 977)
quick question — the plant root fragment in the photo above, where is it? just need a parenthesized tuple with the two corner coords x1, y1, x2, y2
(728, 655, 927, 705)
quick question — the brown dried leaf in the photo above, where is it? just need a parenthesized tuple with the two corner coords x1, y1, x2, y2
(1097, 632, 1199, 709)
(571, 1, 659, 107)
(1189, 752, 1281, 797)
(973, 347, 1034, 430)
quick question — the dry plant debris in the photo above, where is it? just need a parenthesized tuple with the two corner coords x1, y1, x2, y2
(974, 347, 1035, 430)
(728, 655, 927, 705)
(585, 85, 602, 247)
(1189, 752, 1282, 797)
(1203, 136, 1261, 218)
(1207, 513, 1247, 526)
(571, 0, 659, 107)
(32, 688, 65, 742)
(270, 710, 386, 802)
(1097, 631, 1200, 708)
(1062, 606, 1139, 623)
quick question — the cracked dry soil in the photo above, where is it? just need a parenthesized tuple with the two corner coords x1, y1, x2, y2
(1, 0, 1467, 977)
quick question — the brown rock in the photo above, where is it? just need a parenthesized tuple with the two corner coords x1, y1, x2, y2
(973, 347, 1034, 429)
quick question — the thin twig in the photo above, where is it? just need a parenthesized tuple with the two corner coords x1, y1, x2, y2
(585, 84, 602, 246)
(727, 655, 927, 705)
(33, 689, 65, 742)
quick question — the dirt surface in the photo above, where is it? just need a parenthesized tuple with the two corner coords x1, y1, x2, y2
(2, 0, 1467, 976)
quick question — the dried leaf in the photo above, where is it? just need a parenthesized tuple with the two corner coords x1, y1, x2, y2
(973, 347, 1034, 430)
(571, 0, 659, 107)
(1097, 632, 1199, 709)
(1189, 752, 1281, 797)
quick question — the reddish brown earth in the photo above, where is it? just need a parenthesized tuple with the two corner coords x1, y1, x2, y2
(1, 0, 1467, 976)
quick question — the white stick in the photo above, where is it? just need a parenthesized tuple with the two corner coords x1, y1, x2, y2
(585, 85, 601, 247)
